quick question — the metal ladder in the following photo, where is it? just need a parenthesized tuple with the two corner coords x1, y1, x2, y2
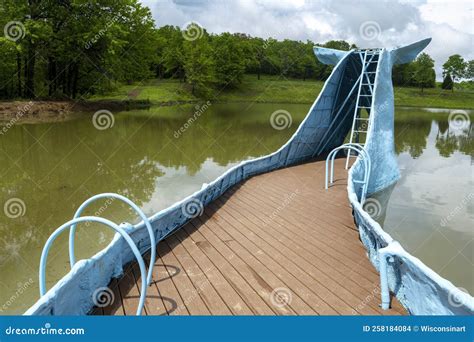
(345, 49, 381, 169)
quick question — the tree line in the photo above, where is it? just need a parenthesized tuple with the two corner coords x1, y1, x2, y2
(154, 24, 356, 96)
(0, 1, 472, 100)
(0, 0, 156, 100)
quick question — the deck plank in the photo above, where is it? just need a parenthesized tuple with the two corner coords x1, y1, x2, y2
(153, 244, 190, 315)
(101, 158, 406, 316)
(159, 242, 211, 315)
(167, 232, 236, 315)
(224, 186, 380, 287)
(118, 265, 145, 315)
(212, 196, 382, 315)
(184, 220, 280, 315)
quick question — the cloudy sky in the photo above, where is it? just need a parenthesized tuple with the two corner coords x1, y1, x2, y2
(140, 0, 473, 79)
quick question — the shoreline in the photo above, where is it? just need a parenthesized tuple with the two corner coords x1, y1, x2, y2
(1, 98, 472, 124)
(0, 100, 151, 123)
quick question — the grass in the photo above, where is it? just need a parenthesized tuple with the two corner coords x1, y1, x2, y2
(393, 86, 474, 109)
(89, 78, 198, 103)
(90, 75, 474, 109)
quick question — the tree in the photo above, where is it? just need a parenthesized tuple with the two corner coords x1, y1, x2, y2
(183, 35, 216, 97)
(211, 33, 246, 88)
(392, 62, 416, 86)
(301, 40, 317, 81)
(412, 53, 435, 92)
(156, 25, 185, 80)
(443, 54, 466, 91)
(442, 74, 454, 90)
(465, 60, 474, 80)
(243, 37, 266, 80)
(323, 40, 352, 51)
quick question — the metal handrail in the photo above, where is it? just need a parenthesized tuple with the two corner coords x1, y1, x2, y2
(68, 193, 156, 286)
(325, 143, 371, 203)
(39, 216, 148, 315)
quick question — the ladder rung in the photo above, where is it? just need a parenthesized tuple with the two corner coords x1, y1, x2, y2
(354, 130, 368, 133)
(353, 180, 366, 184)
(365, 71, 377, 74)
(359, 94, 372, 96)
(361, 83, 373, 85)
(356, 118, 369, 120)
(358, 106, 371, 108)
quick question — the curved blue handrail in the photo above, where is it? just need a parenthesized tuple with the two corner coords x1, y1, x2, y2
(326, 143, 371, 203)
(39, 216, 147, 315)
(68, 193, 156, 286)
(330, 143, 370, 184)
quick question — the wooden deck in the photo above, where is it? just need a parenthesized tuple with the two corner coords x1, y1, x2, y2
(92, 158, 406, 316)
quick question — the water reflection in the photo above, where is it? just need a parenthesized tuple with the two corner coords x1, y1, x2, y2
(371, 108, 473, 294)
(395, 108, 473, 159)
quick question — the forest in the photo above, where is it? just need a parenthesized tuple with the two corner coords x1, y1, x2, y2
(0, 0, 472, 100)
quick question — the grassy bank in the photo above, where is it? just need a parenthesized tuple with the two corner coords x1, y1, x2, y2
(87, 75, 474, 110)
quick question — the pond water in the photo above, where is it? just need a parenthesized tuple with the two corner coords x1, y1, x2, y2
(370, 107, 473, 295)
(0, 102, 306, 314)
(0, 103, 472, 314)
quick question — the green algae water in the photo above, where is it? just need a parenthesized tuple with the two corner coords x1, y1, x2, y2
(0, 103, 305, 314)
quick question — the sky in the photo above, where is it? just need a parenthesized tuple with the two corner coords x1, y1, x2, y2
(140, 0, 474, 79)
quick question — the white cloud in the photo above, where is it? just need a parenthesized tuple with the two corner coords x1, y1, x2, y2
(142, 0, 473, 79)
(419, 0, 474, 35)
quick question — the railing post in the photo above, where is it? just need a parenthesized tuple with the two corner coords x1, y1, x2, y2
(378, 246, 393, 310)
